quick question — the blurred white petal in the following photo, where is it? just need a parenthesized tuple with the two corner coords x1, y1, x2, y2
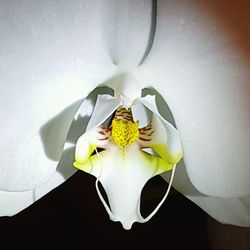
(162, 162, 250, 227)
(140, 0, 250, 197)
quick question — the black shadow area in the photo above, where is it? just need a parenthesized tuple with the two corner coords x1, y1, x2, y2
(0, 171, 210, 249)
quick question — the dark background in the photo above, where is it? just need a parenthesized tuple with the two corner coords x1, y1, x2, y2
(0, 171, 249, 249)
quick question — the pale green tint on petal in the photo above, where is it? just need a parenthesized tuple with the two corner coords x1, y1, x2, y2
(74, 151, 103, 177)
(73, 160, 93, 174)
(142, 151, 175, 175)
(140, 95, 183, 163)
(74, 131, 96, 164)
(151, 143, 182, 165)
(75, 142, 96, 165)
(151, 114, 183, 164)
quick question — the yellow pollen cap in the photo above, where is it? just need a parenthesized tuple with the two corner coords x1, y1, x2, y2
(112, 119, 139, 151)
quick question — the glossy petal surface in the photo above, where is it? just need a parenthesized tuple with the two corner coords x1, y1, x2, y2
(0, 0, 151, 195)
(162, 162, 250, 227)
(141, 0, 250, 197)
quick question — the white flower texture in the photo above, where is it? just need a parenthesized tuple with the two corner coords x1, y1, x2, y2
(72, 91, 182, 229)
(0, 0, 249, 228)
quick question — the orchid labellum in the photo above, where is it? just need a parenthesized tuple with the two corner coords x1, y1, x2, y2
(73, 88, 182, 229)
(0, 0, 249, 229)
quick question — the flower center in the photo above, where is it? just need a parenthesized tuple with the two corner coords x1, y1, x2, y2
(112, 119, 139, 151)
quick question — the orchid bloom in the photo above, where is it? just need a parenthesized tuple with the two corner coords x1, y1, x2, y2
(72, 86, 182, 229)
(0, 0, 249, 230)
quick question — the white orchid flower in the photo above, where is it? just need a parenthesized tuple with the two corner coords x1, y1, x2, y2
(0, 0, 249, 229)
(72, 81, 183, 229)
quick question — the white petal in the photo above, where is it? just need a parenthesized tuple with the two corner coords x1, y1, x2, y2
(131, 100, 151, 128)
(0, 0, 115, 192)
(0, 190, 34, 216)
(101, 0, 152, 66)
(77, 147, 175, 229)
(36, 88, 116, 206)
(86, 94, 121, 131)
(140, 95, 183, 163)
(0, 0, 153, 216)
(74, 131, 97, 165)
(140, 0, 250, 197)
(0, 143, 78, 216)
(162, 162, 250, 227)
(97, 149, 155, 230)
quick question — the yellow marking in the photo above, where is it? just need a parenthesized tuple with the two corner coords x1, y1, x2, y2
(75, 144, 96, 164)
(112, 119, 139, 152)
(152, 143, 183, 164)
